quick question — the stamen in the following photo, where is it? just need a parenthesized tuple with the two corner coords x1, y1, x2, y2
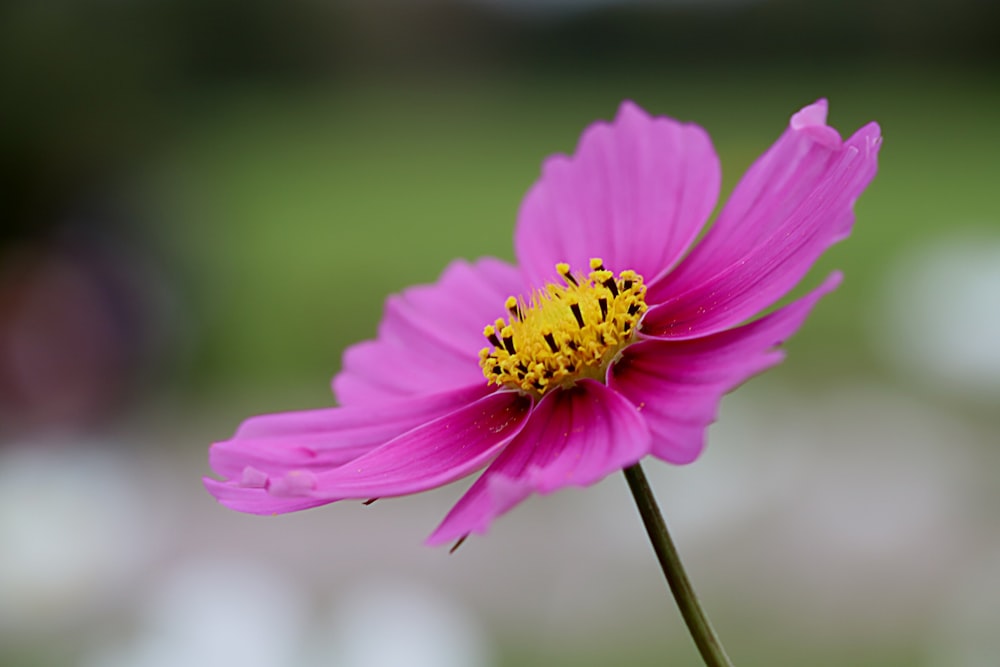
(543, 330, 559, 352)
(501, 327, 516, 354)
(483, 325, 502, 349)
(603, 277, 619, 298)
(505, 296, 522, 321)
(557, 262, 578, 286)
(479, 259, 647, 396)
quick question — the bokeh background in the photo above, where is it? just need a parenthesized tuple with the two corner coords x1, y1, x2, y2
(2, 1, 999, 665)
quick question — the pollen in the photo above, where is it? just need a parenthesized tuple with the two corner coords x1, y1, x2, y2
(479, 258, 647, 396)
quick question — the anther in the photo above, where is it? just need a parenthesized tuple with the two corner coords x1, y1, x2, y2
(501, 326, 516, 354)
(483, 325, 502, 349)
(505, 296, 522, 321)
(598, 297, 608, 321)
(589, 258, 605, 272)
(603, 277, 619, 298)
(503, 337, 516, 355)
(569, 302, 585, 328)
(543, 330, 559, 353)
(557, 263, 578, 286)
(620, 270, 638, 292)
(627, 303, 641, 316)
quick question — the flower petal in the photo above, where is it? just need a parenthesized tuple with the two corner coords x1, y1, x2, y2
(333, 257, 524, 405)
(305, 389, 532, 499)
(426, 379, 651, 545)
(206, 387, 529, 515)
(514, 100, 720, 287)
(203, 477, 330, 515)
(644, 100, 881, 338)
(207, 383, 493, 485)
(612, 273, 841, 463)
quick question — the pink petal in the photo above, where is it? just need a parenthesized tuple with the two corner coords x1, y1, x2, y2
(203, 477, 330, 515)
(208, 383, 492, 483)
(333, 257, 525, 406)
(644, 100, 881, 338)
(514, 100, 720, 287)
(304, 389, 533, 499)
(207, 387, 529, 515)
(426, 379, 651, 545)
(612, 273, 841, 463)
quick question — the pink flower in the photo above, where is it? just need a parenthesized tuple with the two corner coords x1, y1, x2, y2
(205, 100, 881, 546)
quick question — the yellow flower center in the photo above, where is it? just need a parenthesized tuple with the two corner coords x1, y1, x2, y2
(479, 258, 647, 397)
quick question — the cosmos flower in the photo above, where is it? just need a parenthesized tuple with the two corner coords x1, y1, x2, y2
(205, 99, 881, 546)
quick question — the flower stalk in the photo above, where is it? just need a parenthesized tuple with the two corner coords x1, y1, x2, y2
(623, 463, 735, 667)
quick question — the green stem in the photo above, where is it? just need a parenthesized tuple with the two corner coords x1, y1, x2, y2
(623, 463, 735, 667)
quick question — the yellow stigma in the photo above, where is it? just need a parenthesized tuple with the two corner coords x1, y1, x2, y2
(479, 258, 647, 396)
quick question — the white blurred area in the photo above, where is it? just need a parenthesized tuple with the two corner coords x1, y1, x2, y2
(871, 231, 1000, 402)
(0, 443, 155, 635)
(78, 560, 493, 667)
(82, 559, 310, 667)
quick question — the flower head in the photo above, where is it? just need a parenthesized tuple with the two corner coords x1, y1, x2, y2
(204, 100, 881, 546)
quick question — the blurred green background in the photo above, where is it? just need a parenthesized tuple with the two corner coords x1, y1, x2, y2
(1, 1, 999, 666)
